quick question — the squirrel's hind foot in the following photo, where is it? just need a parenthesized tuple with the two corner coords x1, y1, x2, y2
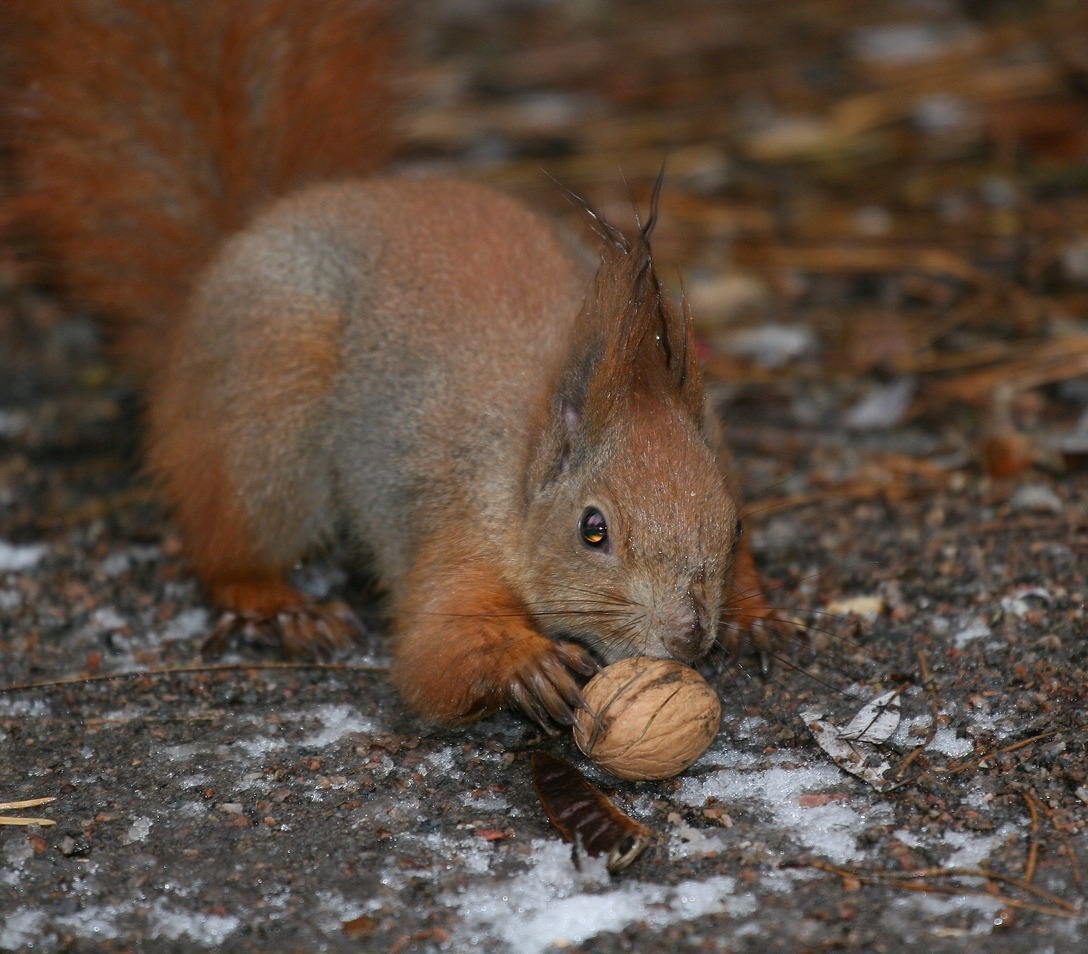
(202, 595, 364, 662)
(709, 541, 800, 676)
(712, 607, 799, 673)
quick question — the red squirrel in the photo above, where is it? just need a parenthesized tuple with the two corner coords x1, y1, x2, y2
(2, 0, 781, 728)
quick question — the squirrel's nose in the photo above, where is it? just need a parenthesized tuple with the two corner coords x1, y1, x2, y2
(663, 587, 713, 661)
(664, 617, 706, 661)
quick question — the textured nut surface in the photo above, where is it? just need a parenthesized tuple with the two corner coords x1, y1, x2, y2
(572, 657, 721, 781)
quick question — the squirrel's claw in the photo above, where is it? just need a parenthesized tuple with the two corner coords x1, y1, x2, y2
(555, 641, 601, 679)
(202, 599, 364, 661)
(507, 640, 597, 732)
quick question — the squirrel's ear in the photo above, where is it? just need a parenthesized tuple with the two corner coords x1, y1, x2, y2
(573, 219, 706, 427)
(671, 289, 705, 419)
(524, 391, 586, 495)
(628, 165, 705, 419)
(559, 399, 582, 472)
(549, 397, 582, 479)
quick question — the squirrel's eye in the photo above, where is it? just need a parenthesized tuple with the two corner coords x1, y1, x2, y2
(579, 507, 608, 549)
(735, 518, 744, 543)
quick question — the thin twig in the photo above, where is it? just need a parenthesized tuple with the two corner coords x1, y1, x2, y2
(0, 797, 56, 811)
(893, 650, 940, 779)
(944, 730, 1059, 775)
(802, 859, 1079, 918)
(1023, 791, 1042, 888)
(0, 661, 390, 695)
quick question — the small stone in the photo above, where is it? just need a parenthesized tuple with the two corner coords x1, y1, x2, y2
(1008, 484, 1062, 514)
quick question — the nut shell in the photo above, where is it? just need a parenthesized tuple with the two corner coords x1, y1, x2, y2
(573, 657, 721, 781)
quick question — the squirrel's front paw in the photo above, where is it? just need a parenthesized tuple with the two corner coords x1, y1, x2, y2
(505, 640, 599, 732)
(202, 598, 364, 661)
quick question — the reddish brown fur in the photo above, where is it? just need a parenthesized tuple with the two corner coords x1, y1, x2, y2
(724, 543, 780, 653)
(1, 0, 397, 381)
(1, 5, 784, 723)
(150, 414, 259, 585)
(567, 235, 705, 443)
(393, 529, 596, 725)
(147, 296, 345, 594)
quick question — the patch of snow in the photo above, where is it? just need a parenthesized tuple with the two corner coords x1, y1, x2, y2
(913, 94, 973, 134)
(886, 891, 1004, 934)
(315, 888, 388, 934)
(160, 608, 211, 642)
(298, 704, 381, 748)
(232, 736, 288, 759)
(52, 904, 123, 942)
(461, 790, 509, 812)
(1000, 586, 1051, 618)
(422, 747, 462, 780)
(893, 715, 931, 748)
(850, 23, 976, 66)
(100, 544, 161, 577)
(123, 816, 153, 844)
(843, 378, 915, 430)
(676, 758, 864, 863)
(668, 824, 727, 859)
(1, 839, 34, 887)
(726, 323, 817, 368)
(953, 618, 990, 649)
(0, 909, 47, 951)
(1009, 484, 1062, 514)
(160, 704, 381, 763)
(448, 839, 754, 954)
(927, 727, 974, 758)
(161, 742, 233, 763)
(948, 826, 1014, 870)
(0, 697, 51, 718)
(148, 901, 240, 944)
(90, 607, 128, 632)
(0, 541, 47, 572)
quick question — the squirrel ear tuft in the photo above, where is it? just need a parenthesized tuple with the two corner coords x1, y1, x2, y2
(569, 174, 704, 426)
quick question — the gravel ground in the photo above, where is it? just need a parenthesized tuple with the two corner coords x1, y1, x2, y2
(3, 1, 1087, 951)
(1, 305, 1084, 952)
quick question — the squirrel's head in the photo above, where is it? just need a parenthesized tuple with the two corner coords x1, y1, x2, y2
(520, 178, 741, 663)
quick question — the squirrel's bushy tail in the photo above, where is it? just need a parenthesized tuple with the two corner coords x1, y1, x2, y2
(2, 0, 398, 379)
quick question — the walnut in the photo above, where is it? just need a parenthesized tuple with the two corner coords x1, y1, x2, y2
(572, 657, 721, 781)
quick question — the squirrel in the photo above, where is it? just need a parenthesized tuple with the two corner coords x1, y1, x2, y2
(2, 0, 783, 729)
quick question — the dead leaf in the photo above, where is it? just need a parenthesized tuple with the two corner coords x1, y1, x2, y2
(530, 751, 653, 874)
(837, 690, 902, 744)
(802, 692, 903, 791)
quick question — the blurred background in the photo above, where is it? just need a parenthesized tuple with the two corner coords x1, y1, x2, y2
(395, 0, 1088, 494)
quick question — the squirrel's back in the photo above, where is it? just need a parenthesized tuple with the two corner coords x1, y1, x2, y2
(156, 177, 590, 588)
(2, 0, 398, 379)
